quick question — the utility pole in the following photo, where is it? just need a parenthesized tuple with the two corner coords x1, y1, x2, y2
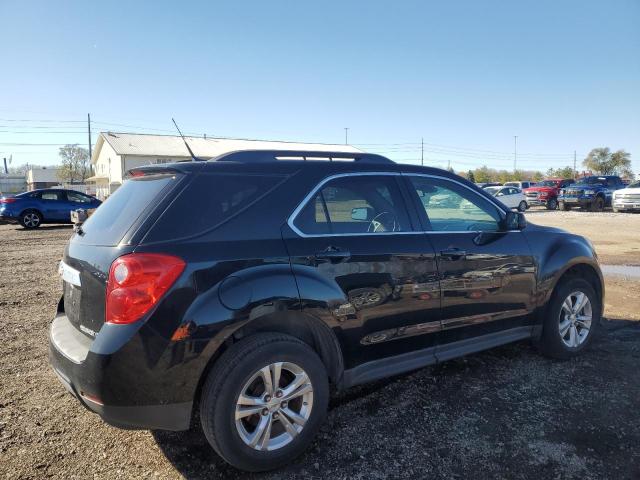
(573, 150, 577, 178)
(344, 128, 349, 145)
(87, 113, 93, 161)
(421, 137, 424, 166)
(513, 135, 518, 172)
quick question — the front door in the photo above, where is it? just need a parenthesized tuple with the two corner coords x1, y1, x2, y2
(404, 175, 537, 358)
(39, 190, 68, 221)
(283, 173, 441, 371)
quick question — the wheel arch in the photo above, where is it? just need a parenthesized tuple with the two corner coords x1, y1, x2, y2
(19, 207, 44, 218)
(191, 310, 345, 423)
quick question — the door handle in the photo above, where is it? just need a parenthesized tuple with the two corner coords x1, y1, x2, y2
(440, 248, 466, 260)
(314, 247, 351, 263)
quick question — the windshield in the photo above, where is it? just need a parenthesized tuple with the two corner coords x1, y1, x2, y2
(627, 181, 640, 189)
(484, 187, 500, 195)
(536, 180, 557, 187)
(575, 177, 606, 186)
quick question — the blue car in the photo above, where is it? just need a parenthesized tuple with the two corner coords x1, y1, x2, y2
(0, 189, 101, 229)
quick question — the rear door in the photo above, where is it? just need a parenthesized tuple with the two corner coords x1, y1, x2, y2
(404, 175, 536, 357)
(66, 191, 96, 217)
(283, 173, 441, 370)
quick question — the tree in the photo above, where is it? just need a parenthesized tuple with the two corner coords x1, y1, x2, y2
(58, 145, 90, 183)
(533, 171, 544, 182)
(546, 166, 575, 179)
(467, 170, 476, 183)
(474, 166, 491, 183)
(583, 148, 632, 176)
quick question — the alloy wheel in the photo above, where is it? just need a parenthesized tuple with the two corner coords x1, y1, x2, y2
(23, 213, 40, 228)
(558, 291, 592, 348)
(235, 362, 313, 451)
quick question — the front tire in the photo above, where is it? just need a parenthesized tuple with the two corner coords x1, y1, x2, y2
(546, 198, 558, 210)
(518, 201, 528, 212)
(590, 196, 605, 212)
(20, 210, 42, 229)
(200, 333, 329, 472)
(539, 277, 600, 360)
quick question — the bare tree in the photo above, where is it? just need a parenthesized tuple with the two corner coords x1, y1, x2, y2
(58, 145, 90, 183)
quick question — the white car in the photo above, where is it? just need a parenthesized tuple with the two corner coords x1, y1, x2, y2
(484, 186, 528, 211)
(612, 181, 640, 212)
(504, 181, 535, 190)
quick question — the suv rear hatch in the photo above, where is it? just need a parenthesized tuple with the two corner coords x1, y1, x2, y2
(61, 169, 187, 337)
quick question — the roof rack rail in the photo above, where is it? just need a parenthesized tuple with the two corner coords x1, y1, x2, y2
(213, 150, 394, 164)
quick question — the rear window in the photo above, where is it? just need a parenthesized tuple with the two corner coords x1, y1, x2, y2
(142, 172, 286, 243)
(78, 174, 177, 246)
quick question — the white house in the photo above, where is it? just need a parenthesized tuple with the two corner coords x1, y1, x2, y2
(88, 132, 362, 200)
(26, 167, 61, 190)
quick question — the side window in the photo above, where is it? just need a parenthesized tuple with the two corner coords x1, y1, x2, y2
(606, 178, 618, 188)
(409, 177, 503, 232)
(41, 191, 62, 201)
(67, 192, 92, 203)
(293, 175, 410, 235)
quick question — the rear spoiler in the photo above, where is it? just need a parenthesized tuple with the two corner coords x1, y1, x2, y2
(126, 166, 187, 178)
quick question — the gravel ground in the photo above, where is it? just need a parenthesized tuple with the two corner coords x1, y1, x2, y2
(526, 208, 640, 265)
(1, 219, 639, 480)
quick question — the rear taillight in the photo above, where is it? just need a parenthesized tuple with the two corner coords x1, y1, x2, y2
(0, 198, 17, 203)
(105, 253, 185, 325)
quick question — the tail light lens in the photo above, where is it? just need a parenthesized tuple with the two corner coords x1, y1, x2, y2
(106, 253, 185, 324)
(0, 198, 17, 203)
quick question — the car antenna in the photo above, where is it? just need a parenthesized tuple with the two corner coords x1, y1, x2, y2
(172, 118, 202, 161)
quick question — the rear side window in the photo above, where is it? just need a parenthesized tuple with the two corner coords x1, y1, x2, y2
(143, 172, 286, 242)
(78, 174, 177, 246)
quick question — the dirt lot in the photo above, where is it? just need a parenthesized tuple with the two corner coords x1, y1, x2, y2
(526, 209, 640, 266)
(1, 213, 639, 480)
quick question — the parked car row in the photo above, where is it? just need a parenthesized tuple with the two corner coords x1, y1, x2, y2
(476, 176, 638, 213)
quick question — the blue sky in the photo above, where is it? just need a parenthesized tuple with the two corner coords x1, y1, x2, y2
(0, 0, 638, 174)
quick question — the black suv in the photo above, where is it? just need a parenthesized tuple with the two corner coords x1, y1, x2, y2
(49, 151, 603, 472)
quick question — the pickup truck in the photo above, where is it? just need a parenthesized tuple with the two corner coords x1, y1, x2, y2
(558, 175, 626, 211)
(523, 178, 574, 210)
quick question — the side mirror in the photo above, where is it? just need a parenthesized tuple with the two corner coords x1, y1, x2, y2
(351, 206, 375, 222)
(505, 211, 527, 230)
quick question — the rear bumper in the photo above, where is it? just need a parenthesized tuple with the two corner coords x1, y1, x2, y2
(0, 214, 18, 224)
(49, 313, 192, 431)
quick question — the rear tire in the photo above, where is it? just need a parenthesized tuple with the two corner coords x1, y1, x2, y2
(539, 277, 600, 360)
(518, 201, 528, 212)
(546, 198, 558, 210)
(20, 210, 42, 229)
(590, 196, 604, 212)
(199, 333, 329, 472)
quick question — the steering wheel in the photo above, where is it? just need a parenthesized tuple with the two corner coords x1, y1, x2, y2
(367, 211, 400, 233)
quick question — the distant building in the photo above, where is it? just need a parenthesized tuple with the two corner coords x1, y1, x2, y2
(0, 174, 27, 194)
(26, 167, 61, 190)
(88, 132, 362, 200)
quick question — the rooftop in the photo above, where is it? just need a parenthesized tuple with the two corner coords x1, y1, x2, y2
(93, 132, 361, 163)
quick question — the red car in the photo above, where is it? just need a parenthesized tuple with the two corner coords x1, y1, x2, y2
(523, 178, 574, 210)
